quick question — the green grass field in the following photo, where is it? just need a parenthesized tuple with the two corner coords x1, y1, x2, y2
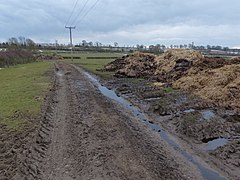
(60, 52, 123, 58)
(0, 51, 120, 131)
(61, 52, 124, 79)
(0, 62, 53, 130)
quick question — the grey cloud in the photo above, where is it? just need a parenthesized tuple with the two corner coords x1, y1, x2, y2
(0, 0, 240, 47)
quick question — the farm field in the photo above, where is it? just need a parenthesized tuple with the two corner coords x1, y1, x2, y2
(60, 51, 124, 78)
(1, 50, 239, 179)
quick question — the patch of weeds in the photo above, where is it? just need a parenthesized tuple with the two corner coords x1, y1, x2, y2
(163, 87, 174, 93)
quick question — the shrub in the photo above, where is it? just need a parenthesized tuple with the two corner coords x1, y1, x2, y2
(0, 49, 35, 68)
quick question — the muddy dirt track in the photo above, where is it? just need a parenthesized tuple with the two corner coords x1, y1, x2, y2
(13, 62, 221, 180)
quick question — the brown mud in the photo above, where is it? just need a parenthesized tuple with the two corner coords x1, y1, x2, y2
(110, 77, 240, 179)
(104, 50, 240, 108)
(11, 62, 205, 180)
(102, 50, 240, 179)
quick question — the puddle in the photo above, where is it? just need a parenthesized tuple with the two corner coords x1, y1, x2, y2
(56, 71, 64, 77)
(184, 108, 196, 113)
(83, 71, 226, 180)
(144, 97, 162, 101)
(203, 138, 229, 151)
(201, 110, 215, 121)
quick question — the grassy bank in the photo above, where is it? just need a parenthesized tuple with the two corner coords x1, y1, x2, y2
(62, 52, 124, 79)
(0, 61, 53, 130)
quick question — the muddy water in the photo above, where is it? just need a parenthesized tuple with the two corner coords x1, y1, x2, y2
(183, 109, 229, 150)
(83, 71, 226, 180)
(205, 138, 229, 151)
(201, 110, 215, 121)
(56, 71, 64, 77)
(183, 109, 216, 121)
(184, 108, 196, 113)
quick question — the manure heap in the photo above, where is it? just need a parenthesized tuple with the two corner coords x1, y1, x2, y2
(105, 49, 240, 108)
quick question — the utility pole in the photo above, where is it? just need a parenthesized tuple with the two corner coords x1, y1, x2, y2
(55, 40, 58, 53)
(65, 26, 76, 60)
(65, 26, 75, 46)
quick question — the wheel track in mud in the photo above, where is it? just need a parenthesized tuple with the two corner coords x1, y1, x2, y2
(14, 62, 203, 180)
(14, 70, 58, 179)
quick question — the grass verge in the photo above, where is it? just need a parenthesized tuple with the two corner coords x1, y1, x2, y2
(0, 61, 53, 130)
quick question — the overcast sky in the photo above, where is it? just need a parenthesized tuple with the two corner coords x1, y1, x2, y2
(1, 0, 240, 47)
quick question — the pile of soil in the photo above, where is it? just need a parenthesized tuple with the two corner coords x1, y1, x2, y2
(105, 52, 156, 78)
(105, 49, 204, 82)
(173, 64, 240, 108)
(154, 49, 203, 82)
(105, 49, 240, 107)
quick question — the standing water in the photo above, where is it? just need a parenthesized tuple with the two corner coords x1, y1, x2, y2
(201, 110, 215, 121)
(205, 138, 229, 151)
(83, 71, 226, 180)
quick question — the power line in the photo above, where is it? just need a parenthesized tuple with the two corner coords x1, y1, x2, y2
(65, 0, 80, 27)
(74, 0, 100, 27)
(75, 18, 91, 34)
(60, 0, 79, 44)
(81, 0, 100, 21)
(70, 0, 90, 27)
(63, 0, 100, 45)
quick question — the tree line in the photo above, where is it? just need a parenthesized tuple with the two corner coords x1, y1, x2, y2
(0, 36, 36, 49)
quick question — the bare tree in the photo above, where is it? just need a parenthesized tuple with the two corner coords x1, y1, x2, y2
(8, 37, 19, 46)
(25, 38, 35, 49)
(18, 36, 26, 46)
(114, 42, 118, 47)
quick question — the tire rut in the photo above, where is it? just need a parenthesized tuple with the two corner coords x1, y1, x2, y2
(15, 62, 203, 180)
